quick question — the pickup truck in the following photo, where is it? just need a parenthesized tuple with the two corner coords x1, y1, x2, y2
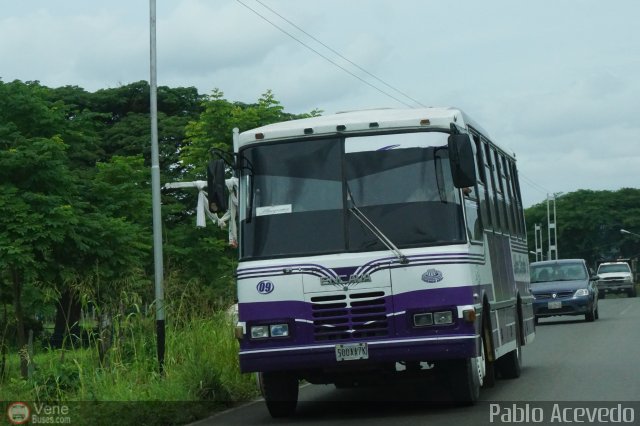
(596, 262, 636, 298)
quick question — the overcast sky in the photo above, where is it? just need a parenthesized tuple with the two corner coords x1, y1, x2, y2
(2, 0, 639, 208)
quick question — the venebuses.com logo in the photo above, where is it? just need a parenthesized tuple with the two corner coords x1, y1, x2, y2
(6, 402, 30, 425)
(6, 402, 72, 425)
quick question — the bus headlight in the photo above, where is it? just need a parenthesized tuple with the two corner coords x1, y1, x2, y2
(413, 313, 433, 327)
(269, 324, 290, 337)
(434, 311, 453, 325)
(250, 323, 290, 339)
(250, 325, 270, 339)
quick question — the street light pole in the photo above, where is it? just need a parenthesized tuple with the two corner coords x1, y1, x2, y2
(149, 0, 165, 375)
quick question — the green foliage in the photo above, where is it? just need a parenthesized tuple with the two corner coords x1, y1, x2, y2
(0, 80, 67, 141)
(525, 188, 640, 265)
(0, 78, 323, 420)
(180, 88, 307, 176)
(31, 358, 83, 400)
(0, 136, 76, 290)
(0, 312, 257, 426)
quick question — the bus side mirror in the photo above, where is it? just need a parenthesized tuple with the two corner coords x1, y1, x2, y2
(206, 159, 228, 212)
(448, 133, 476, 188)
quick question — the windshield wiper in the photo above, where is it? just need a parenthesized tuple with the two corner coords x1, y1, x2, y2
(347, 185, 409, 265)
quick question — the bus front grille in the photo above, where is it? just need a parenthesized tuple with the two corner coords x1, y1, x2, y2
(310, 291, 389, 342)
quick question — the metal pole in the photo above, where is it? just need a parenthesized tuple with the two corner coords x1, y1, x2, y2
(547, 194, 558, 260)
(149, 0, 165, 374)
(553, 196, 558, 259)
(534, 223, 543, 261)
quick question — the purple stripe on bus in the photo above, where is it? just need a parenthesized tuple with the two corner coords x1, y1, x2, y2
(239, 286, 481, 322)
(355, 252, 483, 274)
(237, 263, 338, 278)
(236, 252, 486, 279)
(237, 255, 486, 281)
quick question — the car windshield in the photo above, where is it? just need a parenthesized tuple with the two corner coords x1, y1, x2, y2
(597, 264, 630, 273)
(530, 263, 587, 283)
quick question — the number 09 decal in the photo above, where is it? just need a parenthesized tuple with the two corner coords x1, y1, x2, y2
(256, 280, 275, 294)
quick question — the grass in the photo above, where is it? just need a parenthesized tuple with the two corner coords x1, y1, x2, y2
(0, 311, 259, 425)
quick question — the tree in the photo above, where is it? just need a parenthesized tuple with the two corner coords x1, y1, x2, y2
(0, 135, 76, 376)
(39, 82, 204, 346)
(0, 79, 320, 361)
(47, 155, 152, 349)
(0, 80, 155, 355)
(525, 189, 640, 266)
(180, 89, 313, 174)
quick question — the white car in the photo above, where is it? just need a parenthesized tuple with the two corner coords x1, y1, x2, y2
(596, 262, 636, 298)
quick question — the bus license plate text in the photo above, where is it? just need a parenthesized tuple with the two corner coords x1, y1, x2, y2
(336, 343, 369, 361)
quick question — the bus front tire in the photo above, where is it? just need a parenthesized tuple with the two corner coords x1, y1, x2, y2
(441, 357, 481, 406)
(259, 372, 299, 418)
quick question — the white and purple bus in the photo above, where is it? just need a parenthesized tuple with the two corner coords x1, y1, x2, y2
(208, 107, 535, 417)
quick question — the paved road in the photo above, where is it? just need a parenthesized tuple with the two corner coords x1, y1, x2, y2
(193, 296, 640, 426)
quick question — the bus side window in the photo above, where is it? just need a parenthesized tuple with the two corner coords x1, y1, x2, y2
(470, 133, 487, 235)
(496, 152, 509, 235)
(502, 156, 518, 236)
(490, 147, 505, 233)
(464, 195, 482, 241)
(498, 154, 514, 235)
(509, 161, 526, 239)
(483, 141, 497, 232)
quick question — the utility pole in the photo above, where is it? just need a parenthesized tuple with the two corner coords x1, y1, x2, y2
(547, 194, 558, 260)
(149, 0, 165, 375)
(534, 223, 543, 261)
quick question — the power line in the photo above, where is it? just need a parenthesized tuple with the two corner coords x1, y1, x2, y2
(253, 0, 427, 108)
(234, 0, 558, 211)
(234, 0, 416, 108)
(519, 173, 551, 196)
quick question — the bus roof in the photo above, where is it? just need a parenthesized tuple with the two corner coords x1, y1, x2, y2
(237, 107, 496, 150)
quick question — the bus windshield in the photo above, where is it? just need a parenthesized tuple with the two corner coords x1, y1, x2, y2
(239, 132, 466, 259)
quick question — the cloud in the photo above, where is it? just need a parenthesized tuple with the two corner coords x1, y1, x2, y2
(1, 0, 639, 209)
(0, 7, 148, 89)
(157, 0, 284, 81)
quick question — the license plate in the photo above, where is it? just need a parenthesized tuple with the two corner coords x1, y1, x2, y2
(548, 301, 562, 309)
(335, 343, 369, 361)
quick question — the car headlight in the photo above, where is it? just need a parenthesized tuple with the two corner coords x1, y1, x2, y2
(624, 277, 633, 283)
(574, 289, 589, 297)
